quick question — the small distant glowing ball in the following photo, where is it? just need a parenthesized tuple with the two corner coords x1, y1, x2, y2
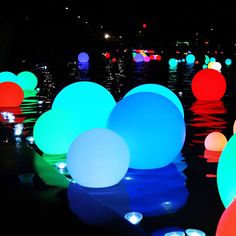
(104, 52, 110, 59)
(52, 81, 116, 135)
(225, 58, 232, 66)
(16, 71, 38, 90)
(124, 83, 184, 118)
(216, 199, 236, 236)
(142, 23, 147, 29)
(67, 128, 130, 188)
(233, 120, 236, 134)
(191, 68, 226, 100)
(112, 57, 117, 63)
(186, 54, 195, 64)
(78, 52, 89, 63)
(208, 61, 222, 71)
(0, 82, 24, 107)
(134, 54, 144, 62)
(168, 58, 178, 67)
(0, 71, 17, 83)
(204, 131, 227, 151)
(107, 92, 186, 169)
(33, 109, 82, 155)
(202, 64, 208, 69)
(144, 56, 150, 62)
(217, 134, 236, 208)
(185, 228, 206, 236)
(124, 212, 143, 225)
(210, 57, 216, 62)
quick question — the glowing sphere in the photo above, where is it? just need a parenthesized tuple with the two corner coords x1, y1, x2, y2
(124, 212, 143, 225)
(186, 54, 195, 64)
(0, 82, 24, 107)
(217, 134, 236, 207)
(124, 83, 184, 118)
(225, 58, 232, 66)
(233, 120, 236, 134)
(78, 52, 89, 63)
(210, 57, 216, 62)
(16, 71, 38, 90)
(0, 71, 17, 83)
(204, 132, 227, 151)
(191, 68, 226, 100)
(52, 81, 116, 135)
(67, 128, 130, 188)
(144, 56, 150, 62)
(168, 58, 177, 67)
(185, 228, 206, 236)
(107, 92, 186, 169)
(216, 199, 236, 236)
(208, 61, 222, 71)
(33, 109, 82, 155)
(134, 54, 144, 62)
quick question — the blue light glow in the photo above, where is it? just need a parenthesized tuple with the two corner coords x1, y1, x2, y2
(164, 231, 185, 236)
(168, 58, 178, 67)
(124, 212, 143, 225)
(78, 52, 89, 63)
(185, 228, 206, 236)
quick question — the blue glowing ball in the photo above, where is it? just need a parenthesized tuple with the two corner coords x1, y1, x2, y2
(134, 54, 144, 63)
(186, 54, 195, 64)
(124, 83, 184, 118)
(168, 58, 178, 67)
(107, 92, 186, 169)
(16, 71, 38, 90)
(52, 81, 116, 135)
(78, 52, 89, 63)
(67, 128, 130, 188)
(0, 71, 17, 83)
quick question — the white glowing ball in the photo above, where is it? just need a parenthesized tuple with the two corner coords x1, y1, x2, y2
(204, 132, 227, 151)
(67, 128, 130, 188)
(208, 61, 222, 71)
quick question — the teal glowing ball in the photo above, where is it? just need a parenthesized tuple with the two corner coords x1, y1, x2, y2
(107, 92, 186, 169)
(225, 58, 232, 66)
(186, 54, 195, 64)
(33, 109, 82, 155)
(67, 128, 130, 188)
(217, 134, 236, 208)
(52, 81, 116, 135)
(124, 83, 184, 118)
(16, 71, 38, 90)
(0, 71, 17, 83)
(168, 58, 177, 67)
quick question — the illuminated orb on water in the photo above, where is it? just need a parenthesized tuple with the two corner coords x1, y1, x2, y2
(78, 52, 89, 63)
(134, 54, 144, 62)
(124, 83, 184, 118)
(217, 134, 236, 208)
(124, 212, 143, 225)
(0, 82, 24, 107)
(67, 128, 130, 188)
(168, 58, 178, 67)
(191, 68, 226, 100)
(52, 81, 116, 135)
(225, 58, 232, 66)
(186, 53, 195, 64)
(16, 71, 38, 90)
(107, 92, 186, 169)
(0, 71, 17, 83)
(204, 131, 227, 151)
(216, 199, 236, 236)
(33, 109, 82, 155)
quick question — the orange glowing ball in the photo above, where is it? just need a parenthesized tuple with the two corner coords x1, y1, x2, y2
(204, 131, 227, 151)
(216, 199, 236, 236)
(0, 82, 24, 107)
(191, 68, 226, 100)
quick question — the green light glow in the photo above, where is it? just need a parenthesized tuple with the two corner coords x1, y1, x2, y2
(16, 71, 38, 90)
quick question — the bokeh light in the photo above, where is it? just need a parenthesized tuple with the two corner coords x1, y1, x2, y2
(16, 71, 38, 90)
(186, 53, 195, 64)
(168, 58, 178, 67)
(208, 61, 222, 71)
(78, 52, 89, 63)
(0, 71, 17, 83)
(67, 128, 130, 188)
(134, 54, 144, 62)
(204, 131, 227, 151)
(225, 58, 232, 66)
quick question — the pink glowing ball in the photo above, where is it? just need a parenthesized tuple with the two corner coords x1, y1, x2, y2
(204, 131, 227, 151)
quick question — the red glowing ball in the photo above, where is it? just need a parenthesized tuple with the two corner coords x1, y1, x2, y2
(191, 68, 226, 101)
(142, 23, 147, 28)
(216, 199, 236, 236)
(105, 52, 110, 59)
(0, 82, 24, 107)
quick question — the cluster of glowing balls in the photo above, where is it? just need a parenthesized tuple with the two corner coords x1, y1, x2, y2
(217, 134, 236, 208)
(78, 52, 89, 63)
(204, 131, 227, 151)
(67, 128, 130, 188)
(33, 109, 82, 155)
(186, 53, 195, 64)
(0, 82, 24, 107)
(216, 199, 236, 236)
(168, 58, 178, 67)
(124, 83, 184, 118)
(107, 92, 186, 169)
(52, 81, 116, 135)
(191, 68, 226, 100)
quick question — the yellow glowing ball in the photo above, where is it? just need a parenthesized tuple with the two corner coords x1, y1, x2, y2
(204, 132, 227, 151)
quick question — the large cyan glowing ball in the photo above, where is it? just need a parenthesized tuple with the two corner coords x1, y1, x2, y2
(0, 71, 17, 83)
(52, 81, 116, 135)
(204, 131, 227, 151)
(216, 199, 236, 236)
(33, 109, 82, 155)
(168, 58, 178, 67)
(16, 71, 38, 90)
(191, 68, 226, 100)
(67, 128, 130, 188)
(124, 83, 184, 118)
(186, 54, 195, 64)
(217, 134, 236, 208)
(78, 52, 89, 63)
(0, 82, 24, 107)
(107, 92, 186, 169)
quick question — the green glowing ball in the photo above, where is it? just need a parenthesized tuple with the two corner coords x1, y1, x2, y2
(217, 134, 236, 208)
(0, 71, 17, 83)
(16, 71, 38, 90)
(33, 109, 82, 155)
(52, 81, 116, 135)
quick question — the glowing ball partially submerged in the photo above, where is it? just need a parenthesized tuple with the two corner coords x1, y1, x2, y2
(78, 52, 89, 63)
(217, 134, 236, 208)
(191, 68, 226, 100)
(124, 83, 184, 118)
(52, 81, 116, 135)
(67, 128, 130, 188)
(0, 71, 17, 83)
(33, 109, 82, 155)
(204, 132, 227, 151)
(0, 82, 24, 107)
(16, 71, 38, 90)
(107, 92, 186, 169)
